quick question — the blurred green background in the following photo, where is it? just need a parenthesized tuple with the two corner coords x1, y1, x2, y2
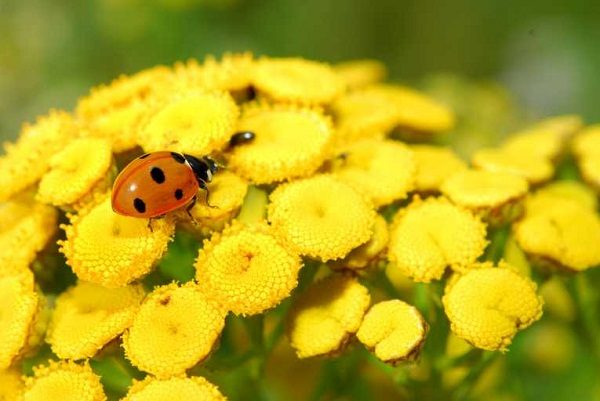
(2, 0, 600, 141)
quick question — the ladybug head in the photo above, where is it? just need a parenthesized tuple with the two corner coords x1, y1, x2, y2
(183, 154, 221, 185)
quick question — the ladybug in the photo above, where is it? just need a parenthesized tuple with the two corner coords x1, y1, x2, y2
(111, 151, 219, 219)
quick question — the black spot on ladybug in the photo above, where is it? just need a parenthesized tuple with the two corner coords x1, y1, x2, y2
(150, 167, 165, 184)
(174, 188, 183, 200)
(139, 153, 150, 159)
(171, 152, 186, 164)
(229, 131, 256, 148)
(133, 198, 146, 213)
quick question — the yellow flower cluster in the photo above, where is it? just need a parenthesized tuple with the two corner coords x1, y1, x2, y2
(3, 52, 599, 399)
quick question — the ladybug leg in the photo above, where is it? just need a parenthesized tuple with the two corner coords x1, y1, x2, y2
(186, 195, 199, 226)
(199, 180, 218, 209)
(147, 219, 154, 233)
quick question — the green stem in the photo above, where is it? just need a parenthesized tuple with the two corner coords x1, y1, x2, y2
(484, 224, 511, 264)
(450, 351, 497, 401)
(89, 356, 137, 396)
(573, 273, 600, 359)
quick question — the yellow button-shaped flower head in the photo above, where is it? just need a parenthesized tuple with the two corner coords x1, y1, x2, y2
(0, 196, 57, 269)
(47, 282, 145, 360)
(334, 59, 387, 89)
(390, 85, 456, 133)
(189, 171, 248, 234)
(441, 169, 528, 224)
(288, 275, 371, 358)
(331, 139, 415, 207)
(195, 222, 302, 315)
(228, 104, 333, 184)
(388, 197, 488, 282)
(138, 89, 239, 155)
(472, 148, 553, 185)
(0, 275, 39, 369)
(411, 145, 467, 193)
(357, 300, 427, 363)
(268, 175, 376, 261)
(0, 367, 24, 400)
(23, 361, 106, 401)
(252, 57, 345, 105)
(502, 129, 564, 162)
(513, 200, 600, 271)
(122, 376, 226, 401)
(525, 180, 597, 212)
(443, 264, 543, 351)
(573, 125, 600, 189)
(0, 110, 78, 201)
(37, 138, 114, 210)
(123, 282, 226, 378)
(59, 197, 175, 287)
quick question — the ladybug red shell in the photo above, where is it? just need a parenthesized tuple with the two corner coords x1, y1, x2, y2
(111, 151, 217, 218)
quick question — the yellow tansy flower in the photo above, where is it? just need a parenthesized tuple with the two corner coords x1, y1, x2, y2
(572, 124, 600, 189)
(442, 263, 543, 351)
(388, 197, 487, 282)
(334, 59, 387, 89)
(513, 199, 600, 271)
(59, 197, 175, 288)
(122, 282, 226, 378)
(330, 214, 389, 271)
(441, 169, 528, 224)
(36, 138, 115, 210)
(188, 171, 248, 234)
(472, 148, 553, 185)
(390, 85, 456, 133)
(331, 138, 415, 207)
(0, 196, 57, 269)
(532, 114, 582, 137)
(525, 180, 597, 212)
(227, 103, 333, 184)
(268, 175, 376, 261)
(195, 222, 301, 315)
(0, 276, 38, 369)
(287, 275, 371, 358)
(47, 282, 145, 360)
(0, 110, 78, 201)
(122, 376, 227, 401)
(411, 145, 467, 193)
(252, 57, 345, 104)
(0, 367, 24, 400)
(138, 89, 239, 155)
(23, 361, 106, 401)
(356, 300, 428, 363)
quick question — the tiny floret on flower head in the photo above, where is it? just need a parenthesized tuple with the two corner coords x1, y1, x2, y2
(122, 282, 226, 378)
(441, 169, 528, 224)
(0, 367, 24, 400)
(37, 138, 114, 210)
(47, 281, 145, 360)
(411, 145, 467, 193)
(227, 103, 333, 184)
(138, 89, 239, 155)
(252, 57, 345, 105)
(334, 59, 387, 89)
(331, 138, 416, 207)
(59, 197, 175, 288)
(513, 197, 600, 272)
(287, 275, 371, 358)
(357, 300, 428, 363)
(471, 147, 553, 185)
(442, 263, 543, 351)
(387, 197, 488, 282)
(23, 360, 106, 401)
(122, 375, 227, 401)
(0, 195, 57, 269)
(195, 222, 302, 315)
(0, 275, 39, 369)
(0, 110, 78, 201)
(268, 175, 376, 261)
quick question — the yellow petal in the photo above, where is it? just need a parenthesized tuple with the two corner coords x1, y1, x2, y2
(59, 197, 175, 287)
(23, 361, 106, 401)
(122, 376, 227, 401)
(122, 282, 226, 378)
(268, 175, 376, 261)
(388, 197, 488, 282)
(228, 103, 333, 184)
(442, 264, 543, 351)
(195, 222, 301, 315)
(47, 282, 145, 359)
(288, 275, 370, 358)
(357, 300, 427, 363)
